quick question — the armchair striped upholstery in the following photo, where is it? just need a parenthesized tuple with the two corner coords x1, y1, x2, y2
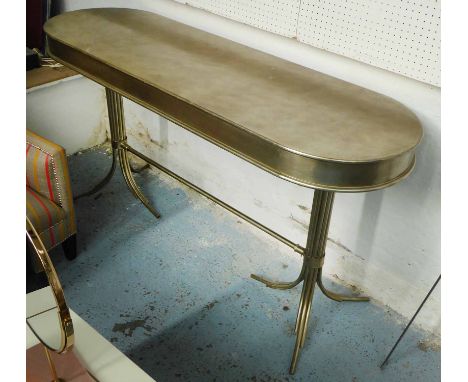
(26, 130, 77, 259)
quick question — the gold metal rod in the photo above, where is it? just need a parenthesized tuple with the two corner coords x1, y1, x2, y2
(106, 89, 117, 138)
(26, 218, 74, 354)
(122, 142, 305, 255)
(300, 269, 319, 348)
(295, 275, 310, 341)
(310, 192, 332, 258)
(294, 266, 309, 334)
(250, 262, 305, 290)
(289, 190, 336, 374)
(118, 149, 161, 219)
(298, 192, 333, 349)
(306, 193, 321, 254)
(316, 193, 334, 257)
(297, 269, 317, 348)
(317, 269, 370, 302)
(290, 270, 316, 373)
(304, 194, 321, 255)
(293, 192, 326, 334)
(43, 346, 60, 382)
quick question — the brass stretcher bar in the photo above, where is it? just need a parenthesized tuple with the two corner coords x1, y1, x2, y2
(44, 8, 422, 374)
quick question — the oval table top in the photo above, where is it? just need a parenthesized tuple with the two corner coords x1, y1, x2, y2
(44, 8, 422, 192)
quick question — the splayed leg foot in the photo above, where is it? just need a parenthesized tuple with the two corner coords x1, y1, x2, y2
(290, 267, 319, 374)
(119, 148, 161, 219)
(317, 269, 370, 302)
(251, 263, 305, 290)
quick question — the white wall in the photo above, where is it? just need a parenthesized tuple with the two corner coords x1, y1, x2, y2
(47, 0, 440, 334)
(26, 75, 107, 155)
(171, 0, 441, 86)
(27, 76, 108, 154)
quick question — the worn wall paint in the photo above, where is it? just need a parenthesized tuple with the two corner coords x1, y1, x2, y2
(50, 0, 440, 334)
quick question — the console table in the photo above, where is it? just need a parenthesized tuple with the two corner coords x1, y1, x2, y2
(44, 8, 422, 374)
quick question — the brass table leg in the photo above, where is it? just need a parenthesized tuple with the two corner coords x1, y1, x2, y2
(316, 268, 370, 302)
(75, 88, 160, 218)
(251, 190, 369, 374)
(251, 263, 305, 290)
(106, 89, 161, 219)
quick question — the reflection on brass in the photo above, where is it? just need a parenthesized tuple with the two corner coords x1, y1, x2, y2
(44, 8, 422, 192)
(43, 7, 422, 375)
(26, 217, 74, 354)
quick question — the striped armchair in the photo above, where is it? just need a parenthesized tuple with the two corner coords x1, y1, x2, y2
(26, 130, 77, 260)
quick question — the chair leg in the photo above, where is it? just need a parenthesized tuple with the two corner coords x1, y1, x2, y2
(62, 234, 77, 260)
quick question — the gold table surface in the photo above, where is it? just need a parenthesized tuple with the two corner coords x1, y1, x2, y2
(44, 8, 422, 192)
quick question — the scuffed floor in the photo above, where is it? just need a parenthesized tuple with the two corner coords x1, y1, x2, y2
(51, 145, 440, 382)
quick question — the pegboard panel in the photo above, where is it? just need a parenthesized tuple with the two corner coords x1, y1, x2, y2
(173, 0, 440, 85)
(296, 0, 440, 86)
(175, 0, 301, 37)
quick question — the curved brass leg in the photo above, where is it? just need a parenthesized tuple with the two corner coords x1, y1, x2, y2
(119, 148, 161, 219)
(74, 150, 117, 200)
(106, 88, 161, 219)
(250, 263, 305, 290)
(317, 269, 370, 302)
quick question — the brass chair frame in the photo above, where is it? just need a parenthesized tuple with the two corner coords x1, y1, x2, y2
(26, 216, 74, 354)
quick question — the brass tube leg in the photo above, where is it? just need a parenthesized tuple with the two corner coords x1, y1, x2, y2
(289, 190, 334, 374)
(118, 148, 161, 218)
(250, 262, 305, 290)
(317, 268, 370, 302)
(76, 88, 161, 219)
(251, 190, 370, 374)
(43, 345, 64, 382)
(106, 88, 161, 219)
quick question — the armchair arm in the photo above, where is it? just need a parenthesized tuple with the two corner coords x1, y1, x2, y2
(26, 130, 76, 233)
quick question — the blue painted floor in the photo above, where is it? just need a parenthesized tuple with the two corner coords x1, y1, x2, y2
(51, 145, 440, 382)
